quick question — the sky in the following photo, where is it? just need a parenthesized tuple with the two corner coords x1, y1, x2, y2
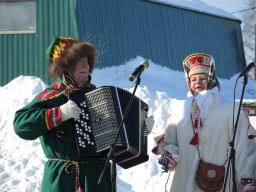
(156, 0, 247, 21)
(0, 56, 256, 192)
(201, 0, 246, 13)
(200, 0, 247, 24)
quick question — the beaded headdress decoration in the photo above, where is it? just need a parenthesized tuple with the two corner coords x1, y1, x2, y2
(46, 36, 77, 63)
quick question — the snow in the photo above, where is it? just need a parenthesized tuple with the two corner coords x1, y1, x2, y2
(0, 55, 256, 192)
(149, 0, 240, 21)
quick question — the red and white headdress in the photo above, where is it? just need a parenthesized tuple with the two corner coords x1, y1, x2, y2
(183, 53, 220, 93)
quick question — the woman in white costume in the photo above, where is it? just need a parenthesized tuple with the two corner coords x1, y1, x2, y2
(152, 53, 256, 192)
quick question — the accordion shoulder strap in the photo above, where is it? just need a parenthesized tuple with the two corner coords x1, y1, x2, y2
(54, 129, 76, 147)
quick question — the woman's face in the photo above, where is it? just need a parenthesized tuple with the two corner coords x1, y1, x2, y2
(190, 74, 208, 96)
(71, 57, 90, 84)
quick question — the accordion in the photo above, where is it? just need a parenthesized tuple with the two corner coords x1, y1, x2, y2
(69, 86, 149, 169)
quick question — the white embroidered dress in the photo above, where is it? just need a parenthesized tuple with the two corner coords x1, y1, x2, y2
(157, 90, 256, 192)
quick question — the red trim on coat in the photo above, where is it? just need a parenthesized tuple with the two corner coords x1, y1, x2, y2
(37, 82, 65, 100)
(242, 108, 256, 139)
(46, 107, 62, 130)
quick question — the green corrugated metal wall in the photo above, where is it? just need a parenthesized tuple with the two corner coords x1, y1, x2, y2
(0, 0, 78, 86)
(74, 0, 246, 79)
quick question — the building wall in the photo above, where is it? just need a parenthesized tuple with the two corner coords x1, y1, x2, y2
(75, 0, 245, 78)
(0, 0, 78, 86)
(0, 0, 246, 86)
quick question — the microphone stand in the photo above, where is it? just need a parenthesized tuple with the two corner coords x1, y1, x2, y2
(97, 74, 143, 192)
(223, 75, 248, 192)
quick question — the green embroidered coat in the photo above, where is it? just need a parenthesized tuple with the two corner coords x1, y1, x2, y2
(13, 74, 113, 192)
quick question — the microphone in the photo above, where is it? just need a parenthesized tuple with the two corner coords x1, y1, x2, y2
(238, 61, 256, 78)
(128, 60, 149, 81)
